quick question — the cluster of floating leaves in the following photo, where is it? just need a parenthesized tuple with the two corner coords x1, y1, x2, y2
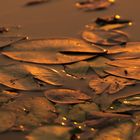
(0, 33, 140, 140)
(0, 1, 140, 140)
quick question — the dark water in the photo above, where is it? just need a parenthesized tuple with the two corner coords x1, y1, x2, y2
(0, 0, 140, 40)
(0, 0, 140, 140)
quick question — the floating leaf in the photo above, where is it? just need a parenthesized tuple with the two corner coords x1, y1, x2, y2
(107, 59, 140, 68)
(105, 66, 140, 80)
(44, 89, 91, 104)
(94, 121, 134, 140)
(107, 42, 140, 55)
(86, 15, 132, 30)
(0, 64, 41, 90)
(89, 76, 135, 94)
(86, 23, 128, 31)
(0, 63, 68, 90)
(76, 0, 114, 11)
(2, 38, 103, 64)
(82, 30, 128, 46)
(27, 126, 71, 140)
(0, 54, 19, 66)
(0, 110, 16, 133)
(0, 36, 27, 48)
(25, 0, 49, 6)
(23, 64, 64, 86)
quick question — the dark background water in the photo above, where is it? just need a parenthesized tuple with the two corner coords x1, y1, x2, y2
(0, 0, 140, 41)
(0, 0, 140, 140)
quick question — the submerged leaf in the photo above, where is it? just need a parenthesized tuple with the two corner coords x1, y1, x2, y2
(94, 121, 134, 140)
(2, 95, 56, 129)
(82, 30, 128, 46)
(44, 89, 91, 104)
(68, 103, 99, 122)
(94, 83, 140, 110)
(0, 110, 16, 133)
(89, 56, 111, 77)
(27, 126, 71, 140)
(89, 76, 135, 94)
(65, 56, 111, 78)
(65, 61, 89, 78)
(2, 38, 103, 64)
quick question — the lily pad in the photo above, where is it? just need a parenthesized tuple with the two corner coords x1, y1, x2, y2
(107, 59, 140, 68)
(86, 16, 132, 31)
(0, 36, 27, 48)
(76, 0, 114, 11)
(107, 42, 140, 55)
(2, 38, 103, 64)
(44, 89, 91, 104)
(133, 127, 140, 140)
(0, 63, 68, 90)
(25, 0, 49, 6)
(82, 30, 128, 46)
(0, 54, 19, 66)
(105, 66, 140, 80)
(23, 64, 64, 86)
